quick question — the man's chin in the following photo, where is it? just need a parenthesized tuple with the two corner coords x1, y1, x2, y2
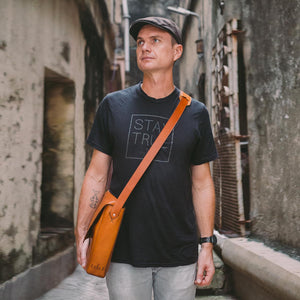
(138, 66, 155, 73)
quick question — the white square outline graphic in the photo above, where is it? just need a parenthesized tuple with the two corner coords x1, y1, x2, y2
(125, 114, 174, 163)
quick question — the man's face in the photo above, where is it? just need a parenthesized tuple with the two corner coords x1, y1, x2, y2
(136, 25, 182, 74)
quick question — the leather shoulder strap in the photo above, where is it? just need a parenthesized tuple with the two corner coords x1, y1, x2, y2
(110, 91, 191, 219)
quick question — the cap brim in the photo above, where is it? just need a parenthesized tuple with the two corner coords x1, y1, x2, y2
(129, 20, 181, 44)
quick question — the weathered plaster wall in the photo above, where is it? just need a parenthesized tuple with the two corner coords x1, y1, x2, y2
(0, 0, 92, 282)
(179, 0, 300, 248)
(241, 0, 300, 248)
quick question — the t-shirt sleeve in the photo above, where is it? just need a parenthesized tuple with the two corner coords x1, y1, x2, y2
(191, 105, 218, 165)
(86, 97, 113, 155)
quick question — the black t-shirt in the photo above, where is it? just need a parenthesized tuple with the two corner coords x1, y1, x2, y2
(87, 83, 218, 267)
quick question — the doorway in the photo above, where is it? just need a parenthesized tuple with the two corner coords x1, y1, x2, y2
(40, 68, 75, 229)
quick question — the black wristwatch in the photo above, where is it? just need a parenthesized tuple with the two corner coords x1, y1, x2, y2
(199, 235, 217, 245)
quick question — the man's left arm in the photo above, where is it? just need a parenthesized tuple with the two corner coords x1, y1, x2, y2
(191, 162, 216, 286)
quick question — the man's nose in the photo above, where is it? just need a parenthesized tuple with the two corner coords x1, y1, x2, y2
(141, 41, 151, 52)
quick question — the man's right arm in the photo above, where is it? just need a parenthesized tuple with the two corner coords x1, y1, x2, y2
(75, 149, 112, 268)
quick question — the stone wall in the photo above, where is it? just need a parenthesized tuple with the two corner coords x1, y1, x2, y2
(0, 0, 118, 283)
(241, 0, 300, 248)
(179, 0, 300, 248)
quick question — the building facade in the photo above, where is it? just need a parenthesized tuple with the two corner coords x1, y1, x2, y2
(0, 0, 123, 298)
(178, 0, 300, 249)
(177, 1, 299, 298)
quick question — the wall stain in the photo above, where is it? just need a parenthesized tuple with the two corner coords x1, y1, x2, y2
(31, 139, 38, 149)
(0, 248, 31, 283)
(27, 152, 32, 162)
(0, 40, 7, 50)
(0, 205, 8, 217)
(4, 224, 18, 239)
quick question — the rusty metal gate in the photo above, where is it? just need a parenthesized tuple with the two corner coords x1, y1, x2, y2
(211, 19, 249, 236)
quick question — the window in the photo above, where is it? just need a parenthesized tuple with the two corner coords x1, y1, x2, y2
(211, 19, 250, 236)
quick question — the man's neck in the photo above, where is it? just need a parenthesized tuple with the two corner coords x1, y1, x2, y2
(141, 72, 175, 99)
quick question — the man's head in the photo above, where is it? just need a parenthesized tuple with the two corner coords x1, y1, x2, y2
(130, 17, 183, 73)
(130, 16, 182, 45)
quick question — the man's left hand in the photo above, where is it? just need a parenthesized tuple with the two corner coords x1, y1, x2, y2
(194, 244, 215, 286)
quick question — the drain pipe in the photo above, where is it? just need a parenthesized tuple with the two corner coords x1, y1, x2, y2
(122, 0, 130, 72)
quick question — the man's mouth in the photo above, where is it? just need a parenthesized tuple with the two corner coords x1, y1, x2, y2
(141, 56, 154, 60)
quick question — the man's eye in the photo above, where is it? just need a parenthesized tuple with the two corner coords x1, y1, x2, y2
(137, 40, 144, 46)
(154, 39, 159, 43)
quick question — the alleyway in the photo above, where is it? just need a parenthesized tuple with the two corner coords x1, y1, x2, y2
(36, 265, 236, 300)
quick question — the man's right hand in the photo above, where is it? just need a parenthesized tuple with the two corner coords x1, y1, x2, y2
(75, 150, 112, 269)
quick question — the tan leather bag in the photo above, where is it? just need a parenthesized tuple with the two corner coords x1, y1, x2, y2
(85, 190, 124, 277)
(84, 91, 191, 278)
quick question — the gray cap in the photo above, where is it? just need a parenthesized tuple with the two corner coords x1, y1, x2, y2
(129, 16, 182, 44)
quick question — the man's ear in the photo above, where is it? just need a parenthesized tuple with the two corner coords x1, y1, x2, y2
(173, 44, 183, 62)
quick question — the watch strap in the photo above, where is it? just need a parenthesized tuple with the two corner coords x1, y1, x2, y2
(199, 235, 217, 245)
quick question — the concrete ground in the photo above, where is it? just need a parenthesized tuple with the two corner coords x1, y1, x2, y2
(196, 297, 236, 300)
(35, 266, 109, 299)
(36, 265, 236, 300)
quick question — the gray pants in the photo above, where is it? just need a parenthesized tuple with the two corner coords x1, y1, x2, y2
(106, 262, 197, 300)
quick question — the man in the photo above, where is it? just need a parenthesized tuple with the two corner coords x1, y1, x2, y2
(75, 17, 218, 300)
